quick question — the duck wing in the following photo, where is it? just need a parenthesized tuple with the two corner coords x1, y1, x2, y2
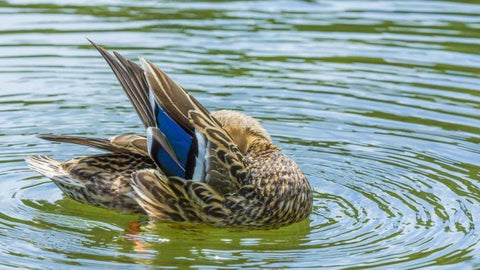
(141, 58, 247, 194)
(89, 41, 185, 178)
(91, 41, 247, 195)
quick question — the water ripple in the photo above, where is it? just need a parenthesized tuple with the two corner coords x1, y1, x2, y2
(1, 0, 480, 268)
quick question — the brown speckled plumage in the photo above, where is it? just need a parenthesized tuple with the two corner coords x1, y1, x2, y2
(26, 41, 313, 228)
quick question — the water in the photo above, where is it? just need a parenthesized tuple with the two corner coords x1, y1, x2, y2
(1, 0, 480, 268)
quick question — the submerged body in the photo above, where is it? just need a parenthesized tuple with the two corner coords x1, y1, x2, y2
(26, 41, 313, 228)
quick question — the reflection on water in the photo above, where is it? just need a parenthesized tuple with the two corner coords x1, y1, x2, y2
(1, 0, 480, 268)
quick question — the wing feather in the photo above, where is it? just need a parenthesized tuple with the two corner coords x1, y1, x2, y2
(140, 58, 199, 135)
(89, 42, 248, 193)
(38, 134, 148, 156)
(139, 57, 248, 193)
(88, 39, 155, 128)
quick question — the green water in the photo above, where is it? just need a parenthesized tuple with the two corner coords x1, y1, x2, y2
(1, 0, 480, 268)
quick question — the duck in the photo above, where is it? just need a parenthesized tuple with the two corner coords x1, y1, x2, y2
(25, 40, 313, 228)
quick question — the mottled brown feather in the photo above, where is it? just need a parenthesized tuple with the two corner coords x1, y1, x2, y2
(188, 111, 247, 193)
(27, 153, 156, 213)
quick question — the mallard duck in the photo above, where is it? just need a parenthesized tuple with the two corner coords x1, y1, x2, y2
(26, 40, 313, 228)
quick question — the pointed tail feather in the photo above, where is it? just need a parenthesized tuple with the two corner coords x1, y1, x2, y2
(26, 155, 143, 213)
(25, 156, 84, 188)
(26, 156, 89, 206)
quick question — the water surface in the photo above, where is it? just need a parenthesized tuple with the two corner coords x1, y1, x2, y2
(1, 0, 480, 268)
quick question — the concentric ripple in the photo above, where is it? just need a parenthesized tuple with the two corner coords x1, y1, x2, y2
(1, 0, 480, 268)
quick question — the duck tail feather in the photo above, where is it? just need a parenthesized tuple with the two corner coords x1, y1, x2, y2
(25, 155, 84, 188)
